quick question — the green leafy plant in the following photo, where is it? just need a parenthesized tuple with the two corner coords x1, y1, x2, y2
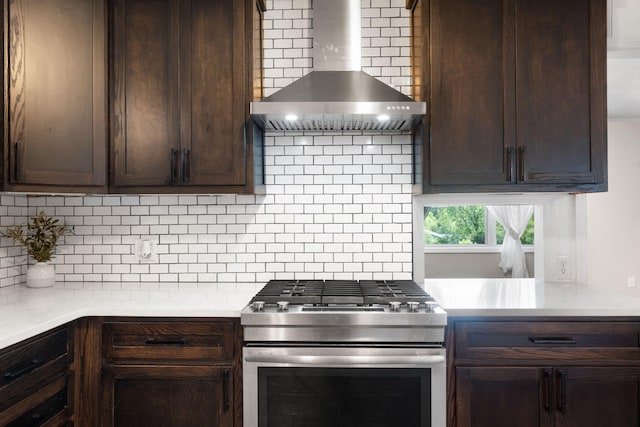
(1, 211, 72, 262)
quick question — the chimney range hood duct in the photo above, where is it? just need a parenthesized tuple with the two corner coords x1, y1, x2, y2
(250, 0, 426, 133)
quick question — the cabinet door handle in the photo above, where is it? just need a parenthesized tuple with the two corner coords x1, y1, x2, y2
(555, 369, 567, 414)
(170, 148, 179, 185)
(506, 147, 515, 183)
(518, 146, 527, 181)
(3, 358, 43, 382)
(223, 369, 230, 412)
(541, 368, 552, 413)
(144, 338, 187, 345)
(13, 142, 21, 182)
(529, 337, 577, 345)
(182, 149, 190, 184)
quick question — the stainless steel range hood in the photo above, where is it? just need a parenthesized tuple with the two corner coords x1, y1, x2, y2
(250, 0, 426, 133)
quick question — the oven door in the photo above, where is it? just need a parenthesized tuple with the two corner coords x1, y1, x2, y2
(243, 346, 446, 427)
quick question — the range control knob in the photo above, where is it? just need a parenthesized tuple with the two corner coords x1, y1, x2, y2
(425, 302, 438, 313)
(252, 301, 265, 312)
(389, 301, 401, 312)
(407, 301, 420, 313)
(276, 301, 290, 311)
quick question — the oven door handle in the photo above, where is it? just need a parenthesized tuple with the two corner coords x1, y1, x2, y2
(244, 354, 445, 366)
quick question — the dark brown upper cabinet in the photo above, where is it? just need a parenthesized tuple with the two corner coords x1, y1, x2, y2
(110, 0, 265, 194)
(3, 0, 107, 193)
(409, 0, 607, 193)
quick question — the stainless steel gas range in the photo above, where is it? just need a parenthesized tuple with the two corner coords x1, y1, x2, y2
(241, 279, 447, 427)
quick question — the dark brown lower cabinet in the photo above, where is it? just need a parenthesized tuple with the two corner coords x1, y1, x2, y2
(103, 365, 233, 427)
(0, 325, 73, 426)
(99, 318, 241, 427)
(452, 320, 640, 427)
(559, 367, 640, 427)
(456, 367, 546, 427)
(456, 366, 640, 427)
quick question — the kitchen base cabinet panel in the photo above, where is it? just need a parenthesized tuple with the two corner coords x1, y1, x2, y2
(559, 367, 640, 427)
(451, 320, 640, 427)
(100, 318, 241, 427)
(456, 367, 548, 427)
(103, 366, 233, 427)
(456, 366, 640, 427)
(0, 325, 73, 426)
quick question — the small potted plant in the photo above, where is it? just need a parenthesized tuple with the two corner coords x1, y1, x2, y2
(1, 211, 71, 288)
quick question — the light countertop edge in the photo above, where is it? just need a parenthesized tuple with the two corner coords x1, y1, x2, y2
(3, 279, 640, 351)
(425, 278, 640, 318)
(0, 281, 260, 350)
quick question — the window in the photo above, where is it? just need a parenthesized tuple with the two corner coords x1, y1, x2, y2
(424, 206, 534, 246)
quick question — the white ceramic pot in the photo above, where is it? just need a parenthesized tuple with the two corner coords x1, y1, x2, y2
(26, 262, 55, 288)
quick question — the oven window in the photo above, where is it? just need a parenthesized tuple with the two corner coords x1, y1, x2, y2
(258, 367, 431, 427)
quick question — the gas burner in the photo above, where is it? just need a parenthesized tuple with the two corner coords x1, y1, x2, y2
(250, 279, 436, 306)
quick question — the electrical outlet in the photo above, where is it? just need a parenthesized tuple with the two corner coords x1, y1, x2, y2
(134, 238, 158, 263)
(628, 277, 636, 288)
(557, 256, 571, 281)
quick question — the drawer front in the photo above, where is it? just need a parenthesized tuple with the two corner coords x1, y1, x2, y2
(103, 320, 235, 363)
(5, 384, 68, 427)
(455, 321, 640, 363)
(0, 327, 71, 413)
(0, 327, 70, 388)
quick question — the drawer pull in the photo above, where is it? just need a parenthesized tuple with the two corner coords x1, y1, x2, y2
(529, 337, 576, 345)
(144, 338, 187, 345)
(3, 358, 43, 381)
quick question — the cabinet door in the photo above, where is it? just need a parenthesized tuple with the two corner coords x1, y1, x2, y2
(103, 365, 233, 427)
(515, 0, 606, 187)
(110, 0, 180, 188)
(179, 0, 247, 187)
(556, 367, 640, 427)
(417, 0, 607, 193)
(428, 0, 514, 187)
(456, 367, 553, 427)
(4, 0, 106, 192)
(111, 0, 252, 192)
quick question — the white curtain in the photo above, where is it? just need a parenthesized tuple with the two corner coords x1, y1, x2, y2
(487, 205, 534, 278)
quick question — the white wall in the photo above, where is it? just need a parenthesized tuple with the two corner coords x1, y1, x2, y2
(581, 120, 640, 295)
(424, 252, 535, 278)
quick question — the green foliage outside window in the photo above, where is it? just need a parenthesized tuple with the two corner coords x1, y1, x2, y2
(424, 206, 534, 245)
(424, 206, 486, 244)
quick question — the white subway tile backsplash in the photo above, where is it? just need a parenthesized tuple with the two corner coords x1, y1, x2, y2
(0, 0, 415, 287)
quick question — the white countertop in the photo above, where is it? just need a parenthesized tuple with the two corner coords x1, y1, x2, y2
(425, 278, 640, 317)
(3, 279, 640, 351)
(0, 282, 260, 350)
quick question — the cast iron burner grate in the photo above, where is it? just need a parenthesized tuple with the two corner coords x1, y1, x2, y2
(250, 279, 435, 306)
